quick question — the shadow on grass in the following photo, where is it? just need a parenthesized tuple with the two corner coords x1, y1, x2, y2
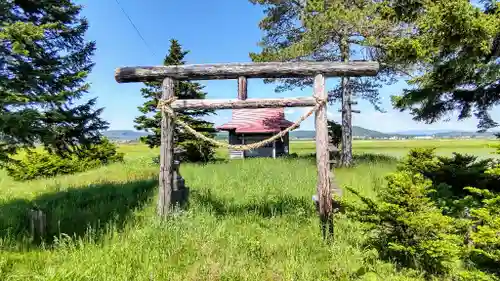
(0, 178, 157, 249)
(191, 189, 315, 218)
(285, 152, 398, 166)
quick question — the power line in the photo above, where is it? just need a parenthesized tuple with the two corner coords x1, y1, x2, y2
(114, 0, 157, 57)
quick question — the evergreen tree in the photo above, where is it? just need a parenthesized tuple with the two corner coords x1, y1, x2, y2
(385, 0, 500, 131)
(249, 0, 404, 166)
(134, 39, 216, 162)
(0, 0, 109, 163)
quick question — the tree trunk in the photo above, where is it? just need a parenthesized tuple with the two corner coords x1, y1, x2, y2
(340, 34, 353, 167)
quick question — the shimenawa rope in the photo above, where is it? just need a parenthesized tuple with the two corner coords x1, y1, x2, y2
(157, 97, 326, 151)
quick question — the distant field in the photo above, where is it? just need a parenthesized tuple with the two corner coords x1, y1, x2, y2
(0, 139, 498, 280)
(289, 139, 498, 159)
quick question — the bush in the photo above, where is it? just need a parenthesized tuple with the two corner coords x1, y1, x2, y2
(347, 171, 462, 276)
(396, 148, 500, 216)
(4, 138, 124, 181)
(178, 139, 215, 163)
(348, 148, 500, 280)
(151, 138, 216, 164)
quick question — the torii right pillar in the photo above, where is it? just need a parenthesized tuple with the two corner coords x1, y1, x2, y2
(314, 73, 334, 241)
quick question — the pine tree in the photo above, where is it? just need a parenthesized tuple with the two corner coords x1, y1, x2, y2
(385, 0, 500, 131)
(0, 0, 109, 163)
(134, 39, 216, 162)
(249, 0, 403, 166)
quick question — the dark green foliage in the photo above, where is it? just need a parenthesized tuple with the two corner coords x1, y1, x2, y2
(4, 138, 124, 181)
(328, 119, 342, 162)
(387, 1, 500, 131)
(466, 187, 500, 278)
(0, 0, 109, 162)
(328, 120, 342, 148)
(134, 39, 216, 162)
(396, 148, 500, 215)
(348, 148, 500, 280)
(347, 171, 462, 276)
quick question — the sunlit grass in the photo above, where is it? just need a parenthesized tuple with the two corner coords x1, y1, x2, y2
(0, 139, 496, 280)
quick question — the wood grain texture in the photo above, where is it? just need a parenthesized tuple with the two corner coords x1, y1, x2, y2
(171, 97, 317, 110)
(238, 76, 247, 100)
(314, 73, 333, 239)
(157, 77, 175, 217)
(115, 61, 379, 82)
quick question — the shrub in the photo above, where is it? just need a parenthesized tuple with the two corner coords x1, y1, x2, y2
(4, 138, 124, 181)
(396, 148, 500, 216)
(466, 178, 500, 277)
(347, 171, 462, 276)
(348, 148, 500, 280)
(151, 138, 216, 165)
(178, 139, 215, 163)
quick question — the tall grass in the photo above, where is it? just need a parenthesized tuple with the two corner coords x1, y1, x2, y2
(0, 140, 495, 280)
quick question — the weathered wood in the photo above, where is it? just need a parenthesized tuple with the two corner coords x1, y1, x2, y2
(348, 101, 358, 105)
(314, 73, 333, 240)
(340, 34, 354, 168)
(29, 209, 46, 241)
(115, 61, 380, 82)
(171, 97, 317, 110)
(238, 76, 247, 100)
(158, 77, 175, 217)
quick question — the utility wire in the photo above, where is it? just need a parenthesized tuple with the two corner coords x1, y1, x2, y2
(114, 0, 157, 57)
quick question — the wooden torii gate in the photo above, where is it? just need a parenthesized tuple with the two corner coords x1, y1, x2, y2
(115, 61, 379, 236)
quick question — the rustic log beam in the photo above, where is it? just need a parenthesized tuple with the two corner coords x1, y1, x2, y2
(238, 76, 247, 100)
(171, 97, 317, 110)
(115, 61, 379, 82)
(158, 77, 175, 217)
(314, 73, 334, 241)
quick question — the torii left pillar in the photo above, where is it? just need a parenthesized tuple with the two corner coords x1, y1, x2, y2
(158, 77, 175, 217)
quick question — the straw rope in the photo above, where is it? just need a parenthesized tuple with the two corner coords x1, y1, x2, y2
(157, 97, 326, 151)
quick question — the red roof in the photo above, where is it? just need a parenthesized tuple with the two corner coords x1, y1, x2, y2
(218, 108, 295, 133)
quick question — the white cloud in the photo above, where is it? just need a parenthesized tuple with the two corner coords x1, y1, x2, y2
(284, 109, 295, 114)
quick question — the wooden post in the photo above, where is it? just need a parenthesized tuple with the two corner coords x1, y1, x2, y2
(238, 76, 247, 100)
(158, 77, 175, 217)
(29, 209, 46, 242)
(314, 73, 334, 240)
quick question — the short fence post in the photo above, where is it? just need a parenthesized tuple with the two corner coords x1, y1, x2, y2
(29, 209, 46, 242)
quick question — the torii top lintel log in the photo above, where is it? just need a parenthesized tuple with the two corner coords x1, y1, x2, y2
(115, 61, 379, 83)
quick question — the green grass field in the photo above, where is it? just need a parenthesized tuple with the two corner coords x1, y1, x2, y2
(0, 139, 497, 280)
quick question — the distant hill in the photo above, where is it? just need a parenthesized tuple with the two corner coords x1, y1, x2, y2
(102, 130, 148, 141)
(433, 131, 497, 138)
(104, 127, 499, 142)
(289, 126, 391, 139)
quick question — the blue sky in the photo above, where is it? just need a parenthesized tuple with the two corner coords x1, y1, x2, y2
(77, 0, 495, 133)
